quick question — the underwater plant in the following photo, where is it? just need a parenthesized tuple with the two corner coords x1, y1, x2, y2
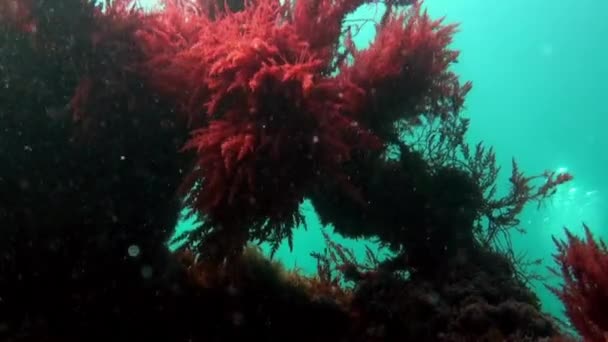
(550, 225, 608, 342)
(134, 0, 471, 260)
(0, 0, 592, 340)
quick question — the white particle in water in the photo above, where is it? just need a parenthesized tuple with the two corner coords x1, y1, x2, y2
(127, 245, 140, 257)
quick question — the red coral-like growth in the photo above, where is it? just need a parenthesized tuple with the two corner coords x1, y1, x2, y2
(135, 0, 467, 255)
(292, 0, 367, 65)
(550, 225, 608, 342)
(139, 1, 379, 247)
(339, 2, 471, 134)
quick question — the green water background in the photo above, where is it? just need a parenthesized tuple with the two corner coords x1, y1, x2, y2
(422, 0, 608, 322)
(135, 0, 608, 324)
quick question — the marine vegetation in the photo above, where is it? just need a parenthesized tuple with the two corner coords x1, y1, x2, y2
(0, 0, 603, 341)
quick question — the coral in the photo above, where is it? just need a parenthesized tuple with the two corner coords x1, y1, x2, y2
(550, 225, 608, 342)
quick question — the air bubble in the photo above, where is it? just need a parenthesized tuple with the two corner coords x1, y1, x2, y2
(127, 245, 140, 257)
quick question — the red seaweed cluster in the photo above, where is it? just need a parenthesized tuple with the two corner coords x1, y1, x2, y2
(551, 225, 608, 342)
(135, 0, 470, 257)
(0, 0, 594, 341)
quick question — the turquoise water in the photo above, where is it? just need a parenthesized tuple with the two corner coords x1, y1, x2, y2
(143, 0, 608, 325)
(426, 0, 608, 321)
